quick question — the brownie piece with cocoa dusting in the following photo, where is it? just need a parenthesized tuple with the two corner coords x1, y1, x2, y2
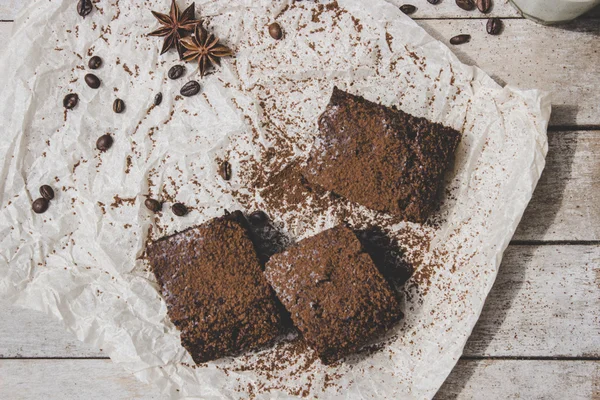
(147, 212, 283, 364)
(264, 225, 402, 364)
(304, 87, 461, 223)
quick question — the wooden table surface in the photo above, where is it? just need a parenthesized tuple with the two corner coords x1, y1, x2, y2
(0, 1, 599, 399)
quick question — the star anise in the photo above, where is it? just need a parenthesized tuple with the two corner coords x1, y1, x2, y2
(148, 0, 200, 59)
(180, 24, 233, 77)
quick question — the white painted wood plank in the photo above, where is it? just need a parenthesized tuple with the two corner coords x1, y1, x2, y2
(0, 359, 162, 400)
(0, 0, 598, 20)
(0, 300, 103, 358)
(419, 19, 600, 127)
(463, 244, 600, 357)
(0, 359, 597, 399)
(1, 245, 598, 358)
(435, 359, 600, 400)
(515, 131, 600, 241)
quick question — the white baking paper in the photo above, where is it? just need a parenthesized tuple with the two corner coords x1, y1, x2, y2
(0, 0, 550, 399)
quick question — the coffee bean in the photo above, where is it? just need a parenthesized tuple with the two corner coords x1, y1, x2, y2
(113, 98, 125, 113)
(154, 92, 163, 106)
(180, 81, 200, 97)
(40, 185, 55, 201)
(427, 0, 440, 4)
(85, 73, 101, 89)
(219, 161, 232, 181)
(486, 17, 503, 35)
(88, 56, 102, 69)
(77, 0, 93, 18)
(32, 198, 49, 214)
(63, 93, 79, 110)
(400, 4, 417, 14)
(172, 203, 188, 216)
(248, 211, 269, 226)
(96, 134, 113, 152)
(168, 65, 185, 80)
(450, 34, 471, 45)
(268, 23, 283, 40)
(455, 0, 475, 11)
(476, 0, 492, 13)
(144, 198, 162, 213)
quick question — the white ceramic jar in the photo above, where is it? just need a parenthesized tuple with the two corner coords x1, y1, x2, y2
(510, 0, 600, 24)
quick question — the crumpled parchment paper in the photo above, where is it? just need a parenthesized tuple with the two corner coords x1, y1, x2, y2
(0, 0, 550, 398)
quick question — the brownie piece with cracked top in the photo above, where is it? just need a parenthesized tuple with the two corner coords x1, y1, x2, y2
(264, 225, 402, 364)
(147, 212, 283, 364)
(304, 87, 461, 222)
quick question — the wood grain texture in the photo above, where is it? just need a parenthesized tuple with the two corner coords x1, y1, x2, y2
(0, 358, 597, 399)
(435, 359, 600, 400)
(514, 131, 600, 241)
(419, 19, 600, 127)
(0, 359, 162, 400)
(463, 244, 600, 357)
(1, 245, 598, 358)
(0, 301, 103, 358)
(0, 0, 598, 20)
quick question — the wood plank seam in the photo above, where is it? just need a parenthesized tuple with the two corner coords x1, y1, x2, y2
(461, 356, 600, 361)
(510, 240, 600, 245)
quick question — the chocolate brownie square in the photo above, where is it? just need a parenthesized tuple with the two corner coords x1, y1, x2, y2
(304, 87, 461, 222)
(264, 225, 402, 364)
(147, 212, 283, 364)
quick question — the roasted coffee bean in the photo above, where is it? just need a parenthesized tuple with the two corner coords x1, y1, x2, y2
(180, 81, 200, 97)
(400, 4, 417, 14)
(39, 185, 55, 201)
(32, 198, 49, 214)
(219, 161, 232, 181)
(168, 65, 185, 80)
(77, 0, 93, 18)
(88, 56, 102, 69)
(172, 203, 188, 216)
(450, 34, 471, 45)
(486, 17, 503, 35)
(85, 73, 101, 89)
(455, 0, 475, 11)
(154, 92, 163, 106)
(476, 0, 492, 13)
(63, 93, 79, 109)
(113, 98, 125, 113)
(144, 198, 162, 213)
(427, 0, 440, 4)
(248, 210, 269, 226)
(96, 134, 113, 152)
(268, 23, 283, 40)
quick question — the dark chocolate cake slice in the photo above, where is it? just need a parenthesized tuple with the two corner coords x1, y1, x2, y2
(147, 213, 283, 364)
(304, 87, 461, 222)
(264, 225, 402, 364)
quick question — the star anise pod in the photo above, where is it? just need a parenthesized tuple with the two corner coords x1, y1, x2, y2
(148, 0, 200, 59)
(180, 24, 233, 77)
